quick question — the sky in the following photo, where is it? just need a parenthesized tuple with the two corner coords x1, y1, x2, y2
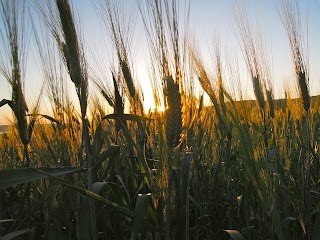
(0, 0, 320, 125)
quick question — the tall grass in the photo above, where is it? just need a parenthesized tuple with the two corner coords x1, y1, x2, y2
(277, 1, 314, 238)
(0, 0, 34, 166)
(0, 0, 319, 239)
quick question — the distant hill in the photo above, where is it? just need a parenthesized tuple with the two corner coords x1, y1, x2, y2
(0, 96, 319, 133)
(226, 95, 320, 109)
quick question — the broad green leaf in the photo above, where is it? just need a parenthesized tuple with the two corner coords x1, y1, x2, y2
(131, 193, 152, 240)
(0, 167, 85, 190)
(1, 228, 34, 240)
(224, 230, 245, 240)
(35, 169, 135, 219)
(79, 182, 108, 240)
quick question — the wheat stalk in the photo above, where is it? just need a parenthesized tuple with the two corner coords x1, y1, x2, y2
(277, 0, 310, 112)
(266, 89, 275, 119)
(234, 5, 268, 111)
(165, 76, 182, 149)
(0, 0, 31, 165)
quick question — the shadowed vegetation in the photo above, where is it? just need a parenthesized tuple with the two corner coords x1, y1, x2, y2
(0, 0, 319, 239)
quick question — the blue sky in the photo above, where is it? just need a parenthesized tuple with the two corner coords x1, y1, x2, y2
(0, 0, 319, 125)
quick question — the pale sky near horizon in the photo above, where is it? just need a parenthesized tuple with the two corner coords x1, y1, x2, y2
(0, 0, 319, 125)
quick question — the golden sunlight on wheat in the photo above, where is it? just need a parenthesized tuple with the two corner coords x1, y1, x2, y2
(0, 0, 320, 239)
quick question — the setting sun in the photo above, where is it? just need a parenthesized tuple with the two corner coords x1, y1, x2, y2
(1, 0, 320, 239)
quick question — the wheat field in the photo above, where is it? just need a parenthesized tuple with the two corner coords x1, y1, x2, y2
(0, 0, 319, 239)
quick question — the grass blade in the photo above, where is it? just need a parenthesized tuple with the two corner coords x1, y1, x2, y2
(35, 168, 155, 231)
(0, 167, 85, 190)
(1, 228, 34, 240)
